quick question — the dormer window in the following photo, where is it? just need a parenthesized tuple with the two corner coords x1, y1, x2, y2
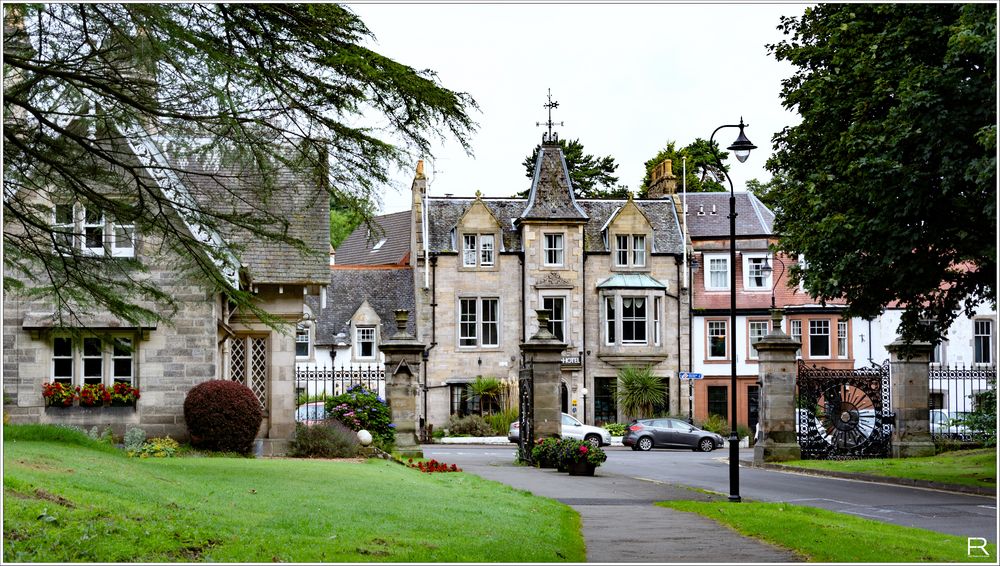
(462, 233, 496, 267)
(615, 234, 647, 268)
(53, 202, 134, 257)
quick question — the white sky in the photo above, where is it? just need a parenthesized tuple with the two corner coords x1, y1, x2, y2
(347, 1, 808, 214)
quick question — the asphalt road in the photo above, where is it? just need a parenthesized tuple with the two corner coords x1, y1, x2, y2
(424, 444, 998, 543)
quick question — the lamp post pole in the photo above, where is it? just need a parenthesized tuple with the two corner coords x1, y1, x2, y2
(708, 118, 756, 503)
(581, 387, 588, 424)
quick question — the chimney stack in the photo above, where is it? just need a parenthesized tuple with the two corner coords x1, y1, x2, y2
(647, 159, 678, 198)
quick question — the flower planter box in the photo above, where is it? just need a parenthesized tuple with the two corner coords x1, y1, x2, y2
(567, 461, 597, 476)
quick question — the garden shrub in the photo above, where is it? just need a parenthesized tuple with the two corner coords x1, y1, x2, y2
(698, 414, 728, 435)
(603, 422, 627, 436)
(484, 407, 518, 435)
(131, 437, 179, 458)
(446, 414, 494, 437)
(324, 385, 394, 445)
(183, 380, 262, 454)
(124, 427, 146, 453)
(288, 419, 360, 459)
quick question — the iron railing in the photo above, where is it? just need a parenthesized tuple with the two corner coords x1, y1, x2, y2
(294, 364, 386, 405)
(928, 364, 995, 441)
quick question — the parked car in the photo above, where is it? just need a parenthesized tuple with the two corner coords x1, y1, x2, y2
(295, 401, 327, 425)
(507, 412, 612, 446)
(622, 418, 724, 452)
(930, 409, 972, 440)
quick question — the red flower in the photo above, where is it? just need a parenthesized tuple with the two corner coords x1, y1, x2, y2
(579, 445, 589, 454)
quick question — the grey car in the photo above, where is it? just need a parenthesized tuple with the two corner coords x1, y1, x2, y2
(622, 418, 724, 452)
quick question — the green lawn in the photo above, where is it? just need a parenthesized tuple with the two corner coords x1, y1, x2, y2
(3, 425, 584, 562)
(777, 448, 997, 489)
(659, 501, 997, 563)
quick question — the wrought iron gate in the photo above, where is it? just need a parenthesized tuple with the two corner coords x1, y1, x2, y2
(796, 360, 893, 459)
(518, 359, 534, 463)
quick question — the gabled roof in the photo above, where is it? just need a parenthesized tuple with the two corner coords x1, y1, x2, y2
(307, 267, 415, 345)
(169, 152, 331, 285)
(335, 210, 411, 266)
(424, 197, 685, 255)
(681, 192, 774, 239)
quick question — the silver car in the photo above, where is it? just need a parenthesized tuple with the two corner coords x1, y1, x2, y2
(507, 412, 612, 446)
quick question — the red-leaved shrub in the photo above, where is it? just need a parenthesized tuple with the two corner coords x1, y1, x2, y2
(183, 380, 262, 454)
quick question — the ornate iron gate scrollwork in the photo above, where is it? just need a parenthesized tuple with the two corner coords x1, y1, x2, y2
(796, 360, 893, 459)
(518, 359, 534, 464)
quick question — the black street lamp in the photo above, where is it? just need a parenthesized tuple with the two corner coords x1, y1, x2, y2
(760, 255, 786, 310)
(581, 387, 588, 424)
(708, 117, 756, 503)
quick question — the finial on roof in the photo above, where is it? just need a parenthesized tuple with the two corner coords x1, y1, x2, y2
(536, 88, 564, 145)
(415, 159, 425, 179)
(475, 189, 483, 199)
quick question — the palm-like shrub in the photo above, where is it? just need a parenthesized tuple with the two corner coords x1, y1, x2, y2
(615, 365, 667, 420)
(470, 376, 503, 415)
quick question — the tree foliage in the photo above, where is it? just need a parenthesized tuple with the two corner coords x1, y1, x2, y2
(638, 138, 729, 196)
(3, 3, 477, 327)
(766, 3, 996, 344)
(517, 138, 627, 199)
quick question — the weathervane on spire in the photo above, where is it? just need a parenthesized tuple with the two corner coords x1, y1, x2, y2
(536, 88, 563, 144)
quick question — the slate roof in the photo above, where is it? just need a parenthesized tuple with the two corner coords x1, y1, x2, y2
(681, 192, 774, 239)
(166, 151, 330, 285)
(520, 144, 587, 221)
(306, 267, 415, 346)
(335, 210, 411, 265)
(425, 197, 685, 255)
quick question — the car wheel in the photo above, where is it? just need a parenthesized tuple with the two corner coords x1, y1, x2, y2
(698, 438, 714, 452)
(637, 436, 653, 451)
(584, 434, 602, 447)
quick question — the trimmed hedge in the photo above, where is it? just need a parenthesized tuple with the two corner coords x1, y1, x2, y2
(183, 380, 262, 454)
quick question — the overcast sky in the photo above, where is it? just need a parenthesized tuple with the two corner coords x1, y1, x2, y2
(347, 1, 808, 214)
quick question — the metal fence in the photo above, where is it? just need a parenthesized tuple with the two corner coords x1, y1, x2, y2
(294, 365, 386, 404)
(928, 364, 995, 441)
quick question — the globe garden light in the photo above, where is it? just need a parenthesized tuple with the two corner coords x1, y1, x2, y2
(727, 118, 757, 163)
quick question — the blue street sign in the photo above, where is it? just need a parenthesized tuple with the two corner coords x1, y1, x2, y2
(679, 372, 703, 380)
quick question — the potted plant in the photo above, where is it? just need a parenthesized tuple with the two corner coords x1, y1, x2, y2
(78, 383, 111, 407)
(41, 382, 76, 407)
(110, 382, 141, 406)
(558, 438, 607, 476)
(531, 437, 561, 468)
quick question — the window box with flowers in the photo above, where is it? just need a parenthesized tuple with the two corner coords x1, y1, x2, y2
(78, 383, 112, 407)
(42, 382, 77, 408)
(41, 382, 140, 409)
(110, 382, 141, 407)
(557, 438, 608, 476)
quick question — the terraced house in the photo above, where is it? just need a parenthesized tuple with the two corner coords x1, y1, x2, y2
(407, 141, 692, 430)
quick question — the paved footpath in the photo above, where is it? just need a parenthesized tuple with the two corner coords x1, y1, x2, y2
(446, 454, 803, 563)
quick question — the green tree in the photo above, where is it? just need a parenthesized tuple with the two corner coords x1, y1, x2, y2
(744, 170, 786, 213)
(638, 138, 729, 196)
(614, 365, 667, 420)
(329, 192, 373, 249)
(3, 3, 477, 328)
(517, 138, 627, 199)
(765, 3, 996, 344)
